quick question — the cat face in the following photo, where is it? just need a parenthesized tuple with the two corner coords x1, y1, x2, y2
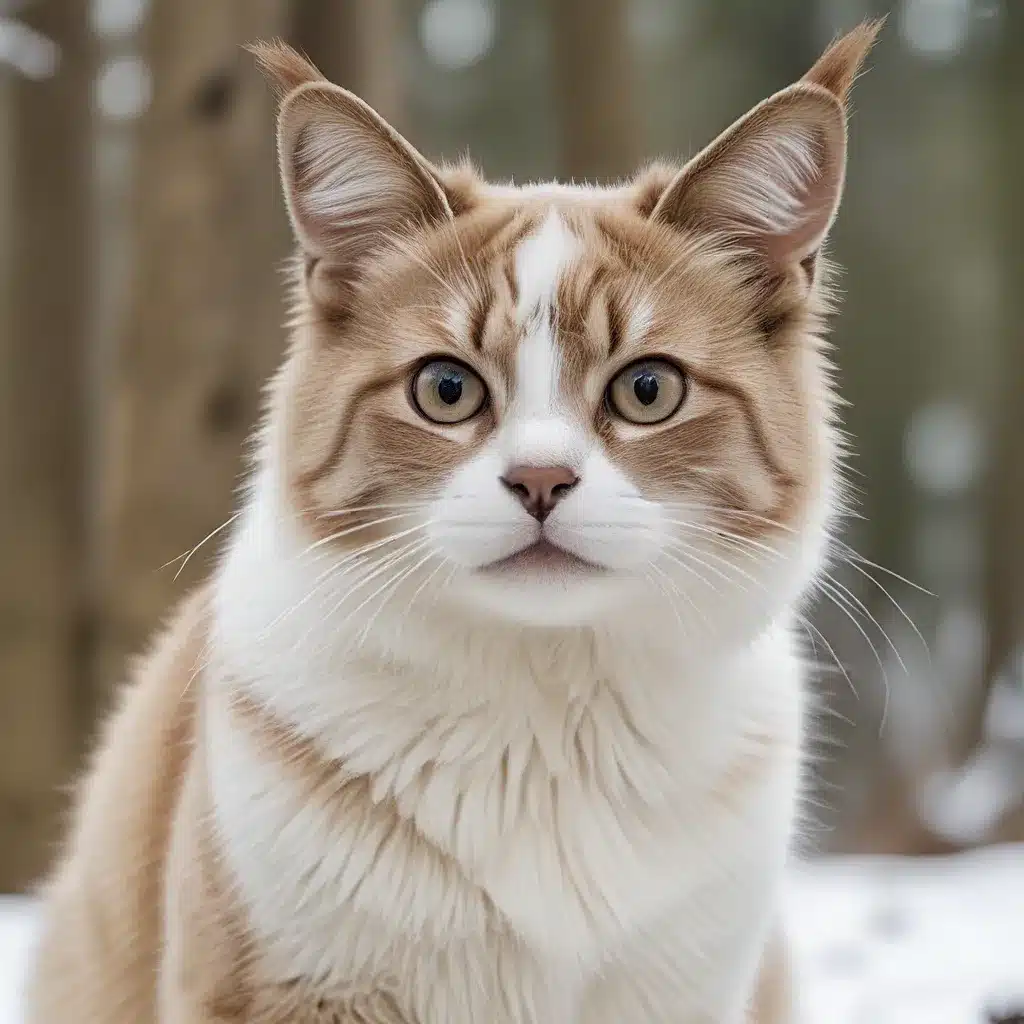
(255, 24, 877, 631)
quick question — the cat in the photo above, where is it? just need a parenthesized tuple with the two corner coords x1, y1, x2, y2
(24, 20, 880, 1024)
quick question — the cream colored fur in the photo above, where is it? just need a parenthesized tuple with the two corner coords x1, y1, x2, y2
(24, 23, 882, 1024)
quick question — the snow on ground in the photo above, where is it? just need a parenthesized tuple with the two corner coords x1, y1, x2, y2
(0, 897, 35, 1024)
(787, 843, 1024, 1023)
(2, 844, 1022, 1023)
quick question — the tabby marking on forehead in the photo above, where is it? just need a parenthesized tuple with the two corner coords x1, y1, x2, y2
(512, 210, 581, 420)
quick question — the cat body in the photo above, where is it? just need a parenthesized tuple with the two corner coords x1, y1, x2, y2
(25, 23, 880, 1023)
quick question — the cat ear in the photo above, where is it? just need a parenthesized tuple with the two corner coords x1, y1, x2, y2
(650, 20, 881, 272)
(251, 42, 454, 267)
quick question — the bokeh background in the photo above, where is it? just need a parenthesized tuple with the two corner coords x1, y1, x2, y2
(0, 0, 1022, 900)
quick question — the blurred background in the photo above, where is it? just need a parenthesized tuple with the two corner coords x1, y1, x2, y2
(0, 0, 1023, 895)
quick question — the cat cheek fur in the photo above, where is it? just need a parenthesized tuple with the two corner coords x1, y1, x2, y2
(23, 21, 882, 1024)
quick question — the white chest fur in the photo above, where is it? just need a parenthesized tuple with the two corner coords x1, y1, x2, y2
(207, 478, 805, 1020)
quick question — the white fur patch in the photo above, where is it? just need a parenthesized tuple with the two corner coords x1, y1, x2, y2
(511, 210, 580, 419)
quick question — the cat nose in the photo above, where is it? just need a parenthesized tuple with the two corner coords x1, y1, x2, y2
(500, 466, 579, 522)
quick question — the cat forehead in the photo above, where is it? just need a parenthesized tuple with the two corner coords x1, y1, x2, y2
(438, 207, 655, 408)
(513, 209, 583, 319)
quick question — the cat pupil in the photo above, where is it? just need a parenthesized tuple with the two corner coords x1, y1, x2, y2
(437, 373, 463, 405)
(634, 373, 659, 406)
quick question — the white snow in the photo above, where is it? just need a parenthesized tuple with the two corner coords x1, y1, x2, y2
(787, 844, 1024, 1023)
(0, 897, 36, 1024)
(2, 844, 1023, 1022)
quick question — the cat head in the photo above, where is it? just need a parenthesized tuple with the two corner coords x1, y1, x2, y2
(252, 23, 879, 635)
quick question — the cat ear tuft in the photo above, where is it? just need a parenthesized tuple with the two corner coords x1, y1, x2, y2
(266, 62, 454, 275)
(802, 18, 885, 103)
(247, 40, 324, 101)
(650, 21, 881, 272)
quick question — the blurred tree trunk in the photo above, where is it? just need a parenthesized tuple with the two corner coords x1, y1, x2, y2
(0, 0, 92, 891)
(548, 0, 639, 182)
(92, 0, 292, 706)
(978, 4, 1024, 758)
(972, 1, 1024, 842)
(838, 12, 1024, 855)
(292, 0, 404, 128)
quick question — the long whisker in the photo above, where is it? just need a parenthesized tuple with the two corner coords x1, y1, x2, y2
(813, 577, 892, 712)
(265, 524, 432, 635)
(833, 541, 935, 596)
(670, 523, 887, 711)
(646, 564, 689, 634)
(795, 613, 857, 701)
(663, 520, 785, 565)
(656, 550, 717, 631)
(402, 557, 451, 619)
(161, 513, 240, 580)
(664, 538, 756, 592)
(294, 540, 428, 654)
(839, 555, 931, 662)
(329, 541, 433, 637)
(355, 549, 440, 646)
(307, 519, 430, 570)
(316, 501, 427, 519)
(623, 496, 797, 534)
(818, 570, 908, 675)
(682, 521, 784, 559)
(300, 512, 421, 557)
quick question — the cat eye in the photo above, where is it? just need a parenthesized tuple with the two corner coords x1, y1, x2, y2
(412, 359, 488, 424)
(606, 359, 687, 425)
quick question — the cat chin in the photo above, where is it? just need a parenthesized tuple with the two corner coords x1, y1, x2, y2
(445, 566, 652, 628)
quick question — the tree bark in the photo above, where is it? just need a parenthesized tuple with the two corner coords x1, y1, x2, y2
(961, 0, 1024, 844)
(978, 1, 1024, 758)
(0, 0, 92, 891)
(548, 0, 640, 183)
(92, 0, 292, 707)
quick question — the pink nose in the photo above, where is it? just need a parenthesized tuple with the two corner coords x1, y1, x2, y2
(500, 466, 579, 522)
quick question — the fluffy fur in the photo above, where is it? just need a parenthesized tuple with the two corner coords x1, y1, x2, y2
(25, 22, 880, 1024)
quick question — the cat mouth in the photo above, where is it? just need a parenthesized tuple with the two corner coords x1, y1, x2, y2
(479, 539, 604, 576)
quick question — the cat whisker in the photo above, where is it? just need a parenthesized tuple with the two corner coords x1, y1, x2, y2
(837, 554, 931, 663)
(325, 541, 434, 648)
(265, 524, 433, 637)
(402, 556, 452, 619)
(811, 577, 892, 730)
(323, 539, 431, 624)
(659, 539, 856, 691)
(161, 512, 241, 581)
(665, 525, 877, 707)
(794, 612, 857, 701)
(354, 549, 442, 647)
(295, 540, 428, 655)
(817, 570, 908, 675)
(663, 540, 751, 594)
(655, 550, 718, 631)
(833, 541, 935, 597)
(317, 502, 427, 519)
(300, 512, 422, 557)
(661, 520, 785, 562)
(628, 497, 797, 534)
(645, 564, 690, 635)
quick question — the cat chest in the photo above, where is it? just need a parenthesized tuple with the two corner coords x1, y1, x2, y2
(208, 689, 768, 984)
